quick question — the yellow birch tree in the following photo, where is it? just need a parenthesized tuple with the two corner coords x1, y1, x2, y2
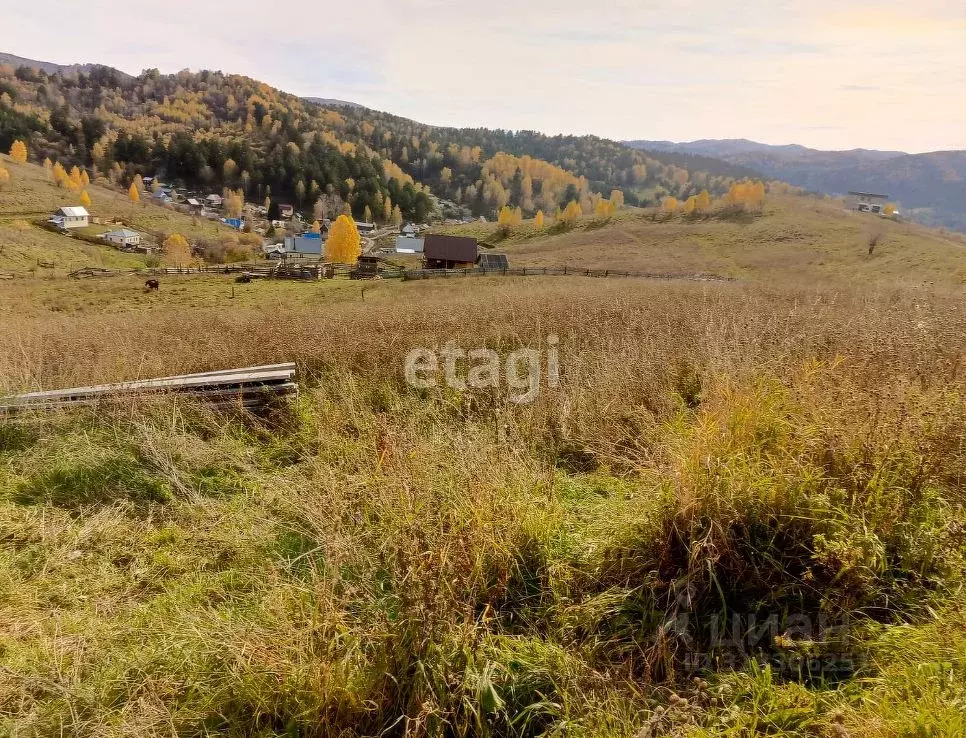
(325, 214, 361, 264)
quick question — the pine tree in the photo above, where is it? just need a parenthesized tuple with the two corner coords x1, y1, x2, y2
(325, 214, 361, 264)
(9, 140, 27, 164)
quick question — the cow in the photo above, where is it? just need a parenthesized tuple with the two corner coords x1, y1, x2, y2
(144, 279, 160, 292)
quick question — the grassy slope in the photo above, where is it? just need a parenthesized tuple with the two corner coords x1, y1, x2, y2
(0, 156, 234, 274)
(0, 274, 965, 736)
(451, 195, 966, 286)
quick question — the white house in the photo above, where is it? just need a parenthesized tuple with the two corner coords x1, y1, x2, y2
(48, 206, 90, 229)
(205, 194, 224, 207)
(102, 228, 142, 248)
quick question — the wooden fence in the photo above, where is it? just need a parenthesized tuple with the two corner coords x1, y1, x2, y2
(66, 263, 733, 284)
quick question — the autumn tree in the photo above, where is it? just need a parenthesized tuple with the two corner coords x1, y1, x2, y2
(0, 166, 9, 189)
(80, 190, 92, 209)
(884, 203, 898, 217)
(594, 198, 616, 219)
(163, 233, 193, 266)
(363, 205, 372, 224)
(52, 162, 68, 188)
(609, 189, 625, 209)
(534, 210, 545, 228)
(663, 196, 679, 213)
(311, 220, 321, 233)
(391, 205, 403, 227)
(325, 214, 361, 264)
(683, 196, 697, 215)
(560, 200, 582, 227)
(696, 190, 711, 212)
(8, 140, 27, 164)
(129, 182, 140, 205)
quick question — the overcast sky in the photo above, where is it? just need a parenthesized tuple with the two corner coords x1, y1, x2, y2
(6, 0, 966, 153)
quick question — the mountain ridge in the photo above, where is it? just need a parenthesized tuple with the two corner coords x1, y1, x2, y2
(624, 138, 966, 231)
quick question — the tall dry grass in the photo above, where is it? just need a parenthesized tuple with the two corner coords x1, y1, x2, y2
(1, 276, 965, 736)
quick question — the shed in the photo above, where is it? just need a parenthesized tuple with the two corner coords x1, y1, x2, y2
(423, 234, 478, 269)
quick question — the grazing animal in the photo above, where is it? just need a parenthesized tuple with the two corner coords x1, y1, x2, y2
(144, 279, 160, 291)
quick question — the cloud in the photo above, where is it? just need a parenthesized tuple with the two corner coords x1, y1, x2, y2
(5, 0, 966, 152)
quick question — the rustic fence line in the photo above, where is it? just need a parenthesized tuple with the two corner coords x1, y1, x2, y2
(65, 263, 733, 283)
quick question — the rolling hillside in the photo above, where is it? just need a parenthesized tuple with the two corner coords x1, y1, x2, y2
(0, 54, 762, 227)
(446, 193, 966, 286)
(0, 155, 234, 273)
(625, 138, 966, 232)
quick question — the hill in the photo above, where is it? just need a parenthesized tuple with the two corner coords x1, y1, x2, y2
(0, 155, 235, 274)
(445, 192, 966, 286)
(624, 139, 966, 231)
(0, 52, 126, 78)
(0, 55, 761, 226)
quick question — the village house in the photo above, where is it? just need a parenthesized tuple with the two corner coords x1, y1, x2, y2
(101, 228, 142, 248)
(279, 204, 294, 218)
(423, 234, 478, 269)
(272, 232, 323, 258)
(846, 191, 889, 214)
(355, 221, 376, 234)
(48, 206, 89, 230)
(205, 194, 224, 208)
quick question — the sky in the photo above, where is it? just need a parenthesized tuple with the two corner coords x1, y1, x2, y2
(5, 0, 966, 153)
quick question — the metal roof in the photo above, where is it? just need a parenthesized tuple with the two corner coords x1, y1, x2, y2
(58, 206, 89, 217)
(104, 229, 140, 238)
(848, 191, 889, 199)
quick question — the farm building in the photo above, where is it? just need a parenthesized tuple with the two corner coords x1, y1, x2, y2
(48, 206, 89, 229)
(355, 221, 376, 233)
(395, 235, 424, 254)
(279, 204, 294, 218)
(205, 194, 223, 208)
(101, 228, 142, 248)
(846, 191, 889, 214)
(423, 234, 478, 269)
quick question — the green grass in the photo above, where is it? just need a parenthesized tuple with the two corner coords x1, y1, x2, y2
(0, 274, 965, 735)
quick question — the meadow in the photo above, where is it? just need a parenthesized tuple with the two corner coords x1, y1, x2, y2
(1, 269, 965, 736)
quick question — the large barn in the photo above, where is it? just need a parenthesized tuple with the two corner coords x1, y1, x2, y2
(422, 234, 478, 269)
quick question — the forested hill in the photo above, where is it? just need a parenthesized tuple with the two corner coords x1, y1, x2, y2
(1, 60, 759, 221)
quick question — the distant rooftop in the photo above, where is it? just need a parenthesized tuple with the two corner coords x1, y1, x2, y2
(848, 191, 889, 199)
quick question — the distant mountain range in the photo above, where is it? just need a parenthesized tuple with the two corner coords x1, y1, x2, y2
(625, 139, 966, 231)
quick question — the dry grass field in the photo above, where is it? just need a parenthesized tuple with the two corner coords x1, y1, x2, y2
(2, 182, 966, 736)
(453, 195, 966, 286)
(0, 155, 234, 274)
(1, 268, 965, 736)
